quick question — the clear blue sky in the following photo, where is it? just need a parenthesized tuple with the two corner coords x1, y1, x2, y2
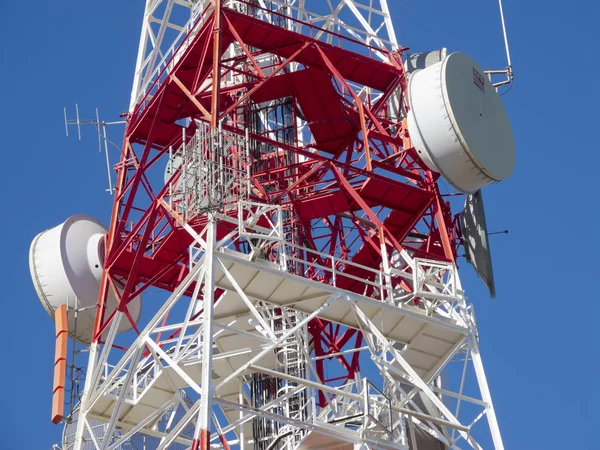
(1, 1, 598, 448)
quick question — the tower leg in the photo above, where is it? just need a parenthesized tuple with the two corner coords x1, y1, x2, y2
(194, 215, 217, 450)
(73, 313, 123, 449)
(471, 344, 504, 450)
(72, 341, 99, 450)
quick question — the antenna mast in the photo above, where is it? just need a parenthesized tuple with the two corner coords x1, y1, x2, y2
(64, 105, 125, 195)
(31, 2, 516, 450)
(486, 0, 514, 89)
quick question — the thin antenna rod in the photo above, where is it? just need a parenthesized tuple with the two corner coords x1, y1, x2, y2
(102, 122, 114, 195)
(75, 104, 81, 140)
(95, 109, 102, 153)
(498, 0, 512, 69)
(64, 108, 69, 137)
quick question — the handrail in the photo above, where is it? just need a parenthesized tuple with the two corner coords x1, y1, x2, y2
(282, 240, 412, 281)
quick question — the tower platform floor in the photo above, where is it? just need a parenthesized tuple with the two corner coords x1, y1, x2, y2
(88, 248, 467, 448)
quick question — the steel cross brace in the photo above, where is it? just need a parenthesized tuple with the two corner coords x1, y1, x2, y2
(349, 299, 502, 449)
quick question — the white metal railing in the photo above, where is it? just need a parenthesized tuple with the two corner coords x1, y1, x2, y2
(100, 356, 159, 405)
(318, 377, 393, 439)
(232, 201, 470, 321)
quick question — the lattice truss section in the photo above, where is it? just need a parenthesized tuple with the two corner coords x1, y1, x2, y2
(130, 0, 398, 110)
(72, 212, 500, 450)
(67, 1, 504, 449)
(108, 0, 454, 297)
(61, 392, 196, 449)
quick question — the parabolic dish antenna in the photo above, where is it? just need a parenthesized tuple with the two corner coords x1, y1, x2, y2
(407, 52, 516, 193)
(29, 214, 142, 343)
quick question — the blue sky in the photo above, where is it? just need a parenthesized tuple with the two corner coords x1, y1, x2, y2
(1, 1, 598, 448)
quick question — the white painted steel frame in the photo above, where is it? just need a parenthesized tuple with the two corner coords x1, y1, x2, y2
(72, 199, 504, 450)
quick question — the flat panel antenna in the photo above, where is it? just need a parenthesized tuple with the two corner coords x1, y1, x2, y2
(460, 190, 497, 298)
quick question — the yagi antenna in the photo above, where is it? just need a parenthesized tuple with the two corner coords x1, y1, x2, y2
(64, 104, 126, 196)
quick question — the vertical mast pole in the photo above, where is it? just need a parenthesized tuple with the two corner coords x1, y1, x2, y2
(195, 4, 222, 449)
(211, 0, 223, 128)
(196, 217, 217, 450)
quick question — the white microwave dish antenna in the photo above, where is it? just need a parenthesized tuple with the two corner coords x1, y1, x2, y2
(407, 52, 516, 193)
(29, 214, 142, 343)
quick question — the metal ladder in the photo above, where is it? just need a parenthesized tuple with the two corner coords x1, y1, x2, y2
(273, 308, 308, 450)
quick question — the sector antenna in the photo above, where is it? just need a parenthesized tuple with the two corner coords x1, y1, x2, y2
(30, 1, 517, 449)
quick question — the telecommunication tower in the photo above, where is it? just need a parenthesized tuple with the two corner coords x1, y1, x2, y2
(30, 1, 516, 449)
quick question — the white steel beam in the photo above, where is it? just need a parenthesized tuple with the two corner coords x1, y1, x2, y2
(197, 215, 218, 444)
(471, 347, 504, 450)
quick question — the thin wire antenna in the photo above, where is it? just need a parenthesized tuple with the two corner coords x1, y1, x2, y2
(498, 0, 512, 70)
(485, 0, 514, 89)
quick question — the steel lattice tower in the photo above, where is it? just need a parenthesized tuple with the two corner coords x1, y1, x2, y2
(31, 2, 515, 449)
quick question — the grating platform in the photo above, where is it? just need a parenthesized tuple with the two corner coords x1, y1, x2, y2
(89, 248, 467, 447)
(213, 250, 467, 380)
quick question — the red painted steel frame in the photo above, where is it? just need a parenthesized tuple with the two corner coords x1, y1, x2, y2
(92, 3, 460, 402)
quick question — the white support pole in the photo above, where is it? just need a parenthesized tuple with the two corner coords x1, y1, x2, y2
(471, 345, 504, 450)
(73, 310, 123, 450)
(174, 263, 207, 357)
(88, 312, 124, 398)
(138, 0, 176, 105)
(130, 0, 154, 111)
(196, 213, 217, 450)
(239, 383, 245, 450)
(100, 345, 145, 450)
(379, 0, 398, 49)
(85, 260, 206, 411)
(497, 0, 512, 69)
(73, 342, 100, 450)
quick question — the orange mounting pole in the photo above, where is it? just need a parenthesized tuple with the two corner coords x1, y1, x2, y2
(52, 304, 68, 424)
(358, 102, 372, 171)
(211, 0, 223, 128)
